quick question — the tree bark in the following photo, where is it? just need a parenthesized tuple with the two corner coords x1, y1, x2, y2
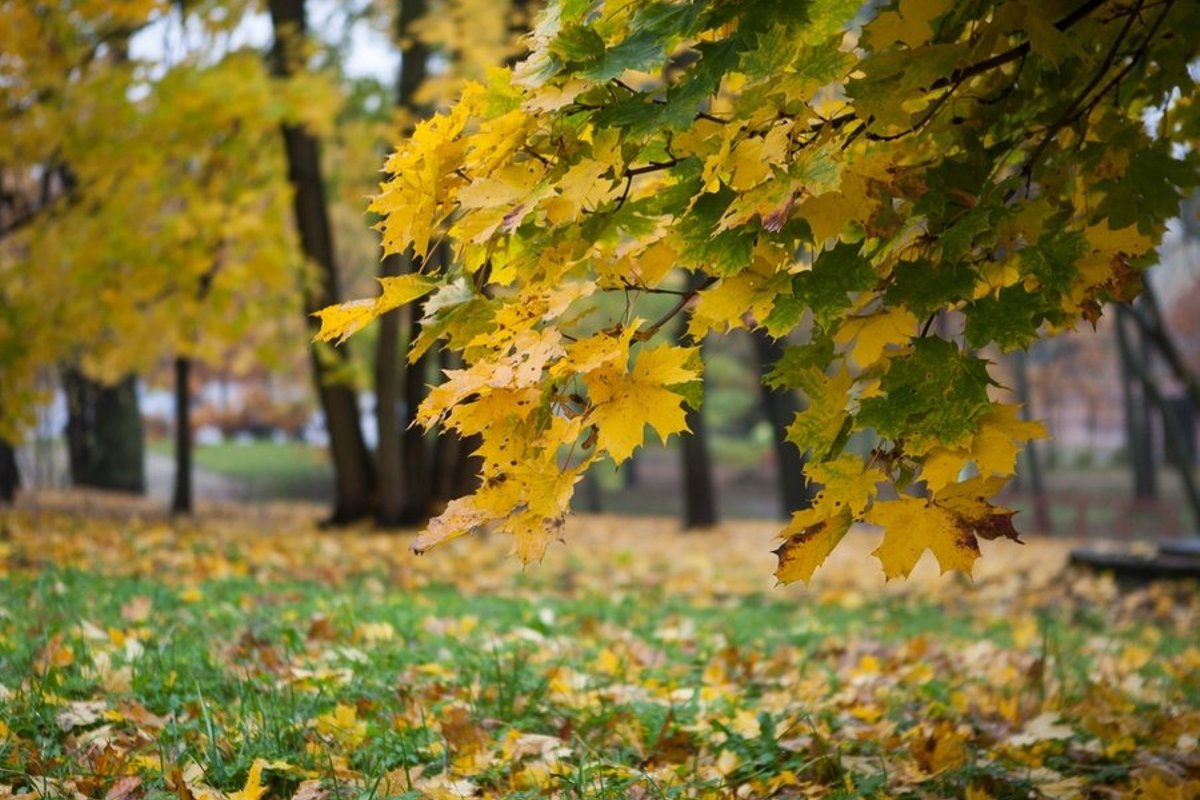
(376, 0, 431, 527)
(1115, 307, 1157, 499)
(401, 320, 433, 520)
(0, 438, 18, 504)
(431, 348, 482, 506)
(269, 0, 376, 524)
(62, 369, 146, 493)
(1116, 306, 1200, 534)
(674, 273, 717, 529)
(1012, 348, 1052, 531)
(752, 330, 814, 518)
(172, 356, 193, 516)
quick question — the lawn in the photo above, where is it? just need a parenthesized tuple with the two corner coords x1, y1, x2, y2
(0, 500, 1196, 799)
(150, 442, 333, 501)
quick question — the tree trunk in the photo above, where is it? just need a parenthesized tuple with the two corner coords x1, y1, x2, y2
(1012, 349, 1052, 531)
(376, 0, 431, 527)
(375, 255, 406, 526)
(430, 349, 481, 506)
(1116, 306, 1200, 534)
(1115, 307, 1157, 499)
(752, 330, 814, 518)
(62, 369, 146, 493)
(679, 401, 718, 528)
(674, 273, 717, 529)
(269, 0, 376, 524)
(172, 356, 193, 516)
(0, 438, 18, 504)
(401, 322, 433, 520)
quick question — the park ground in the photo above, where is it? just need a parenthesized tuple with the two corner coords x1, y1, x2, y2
(0, 494, 1197, 799)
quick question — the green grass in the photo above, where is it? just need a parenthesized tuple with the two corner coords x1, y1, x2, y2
(152, 441, 332, 498)
(1, 513, 1197, 798)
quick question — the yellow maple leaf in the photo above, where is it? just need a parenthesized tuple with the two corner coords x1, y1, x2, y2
(774, 509, 853, 585)
(971, 404, 1047, 479)
(634, 240, 679, 288)
(921, 447, 970, 493)
(412, 496, 495, 555)
(312, 274, 436, 345)
(834, 307, 918, 367)
(867, 496, 980, 579)
(544, 158, 615, 224)
(687, 272, 777, 338)
(310, 299, 376, 346)
(587, 345, 698, 463)
(551, 327, 633, 379)
(1084, 220, 1156, 256)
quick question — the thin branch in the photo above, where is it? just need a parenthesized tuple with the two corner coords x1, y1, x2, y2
(1022, 0, 1146, 182)
(637, 275, 718, 340)
(625, 159, 681, 177)
(930, 0, 1109, 92)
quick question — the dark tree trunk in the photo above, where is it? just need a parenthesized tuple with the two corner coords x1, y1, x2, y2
(1012, 349, 1051, 531)
(375, 254, 406, 526)
(1117, 305, 1200, 535)
(679, 401, 718, 528)
(401, 324, 433, 520)
(269, 0, 376, 524)
(376, 0, 431, 527)
(752, 330, 814, 518)
(674, 273, 717, 529)
(1115, 307, 1157, 499)
(430, 349, 481, 506)
(0, 438, 18, 504)
(62, 369, 146, 493)
(172, 357, 193, 516)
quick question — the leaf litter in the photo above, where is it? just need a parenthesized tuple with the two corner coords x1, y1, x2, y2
(0, 494, 1197, 799)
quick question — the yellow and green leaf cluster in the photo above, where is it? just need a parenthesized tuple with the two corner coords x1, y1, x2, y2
(318, 0, 1199, 579)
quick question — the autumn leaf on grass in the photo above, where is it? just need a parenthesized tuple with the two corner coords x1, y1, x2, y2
(314, 703, 367, 749)
(586, 345, 698, 463)
(313, 273, 437, 345)
(867, 496, 980, 579)
(228, 760, 268, 800)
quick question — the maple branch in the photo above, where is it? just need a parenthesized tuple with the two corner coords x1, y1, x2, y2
(1021, 0, 1159, 185)
(611, 282, 690, 296)
(637, 274, 718, 341)
(931, 0, 1110, 92)
(625, 159, 681, 177)
(1065, 0, 1174, 129)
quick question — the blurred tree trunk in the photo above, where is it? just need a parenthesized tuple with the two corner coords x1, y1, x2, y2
(1129, 277, 1200, 415)
(62, 370, 146, 493)
(269, 0, 376, 524)
(0, 439, 18, 504)
(1115, 307, 1157, 499)
(752, 330, 814, 518)
(675, 273, 717, 529)
(401, 318, 434, 519)
(1012, 349, 1051, 531)
(172, 357, 193, 515)
(376, 0, 431, 527)
(431, 347, 482, 505)
(1117, 304, 1200, 534)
